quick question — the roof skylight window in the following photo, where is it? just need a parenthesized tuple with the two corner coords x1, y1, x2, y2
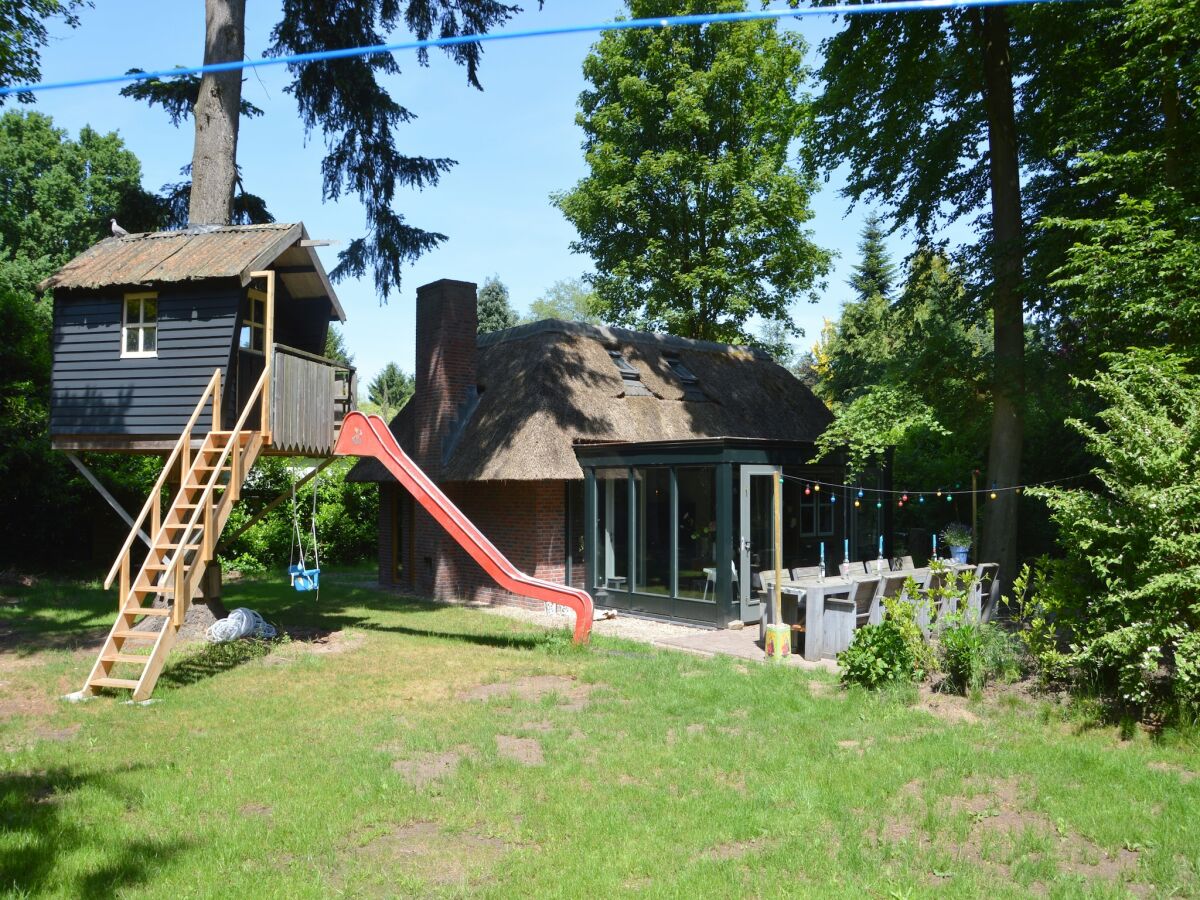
(608, 349, 653, 397)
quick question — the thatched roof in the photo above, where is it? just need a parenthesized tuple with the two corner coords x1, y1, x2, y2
(39, 223, 345, 320)
(350, 320, 832, 483)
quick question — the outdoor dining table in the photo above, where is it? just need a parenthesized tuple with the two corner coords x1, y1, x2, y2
(778, 561, 976, 661)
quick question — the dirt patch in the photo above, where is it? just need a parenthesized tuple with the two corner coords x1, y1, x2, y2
(239, 802, 273, 817)
(393, 746, 474, 788)
(806, 679, 839, 698)
(495, 734, 544, 766)
(698, 837, 778, 862)
(1148, 761, 1197, 783)
(0, 690, 54, 721)
(686, 723, 706, 736)
(837, 738, 874, 755)
(338, 821, 510, 890)
(520, 720, 555, 733)
(919, 688, 980, 724)
(459, 675, 593, 711)
(295, 629, 365, 655)
(35, 723, 80, 743)
(876, 775, 1144, 892)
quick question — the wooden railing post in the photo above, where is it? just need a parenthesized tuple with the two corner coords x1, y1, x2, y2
(173, 555, 186, 627)
(119, 555, 129, 611)
(212, 371, 222, 434)
(202, 494, 213, 562)
(249, 270, 275, 443)
(151, 496, 160, 549)
(181, 426, 191, 482)
(230, 438, 241, 503)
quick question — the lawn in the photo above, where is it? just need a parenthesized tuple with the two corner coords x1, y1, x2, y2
(1, 571, 1198, 898)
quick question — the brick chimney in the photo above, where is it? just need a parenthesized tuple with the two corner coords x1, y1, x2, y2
(413, 279, 478, 479)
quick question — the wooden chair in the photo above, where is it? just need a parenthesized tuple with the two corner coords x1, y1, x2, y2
(823, 576, 880, 655)
(969, 563, 999, 622)
(791, 565, 822, 581)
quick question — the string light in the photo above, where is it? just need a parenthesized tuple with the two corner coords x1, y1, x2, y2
(804, 484, 811, 496)
(854, 499, 861, 508)
(918, 494, 925, 504)
(813, 484, 821, 492)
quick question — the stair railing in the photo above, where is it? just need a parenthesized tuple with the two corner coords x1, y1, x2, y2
(165, 367, 269, 626)
(103, 368, 223, 599)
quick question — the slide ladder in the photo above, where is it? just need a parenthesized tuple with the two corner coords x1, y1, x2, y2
(334, 412, 594, 643)
(79, 368, 267, 700)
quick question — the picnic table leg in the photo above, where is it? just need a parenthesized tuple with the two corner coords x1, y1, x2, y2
(804, 587, 823, 661)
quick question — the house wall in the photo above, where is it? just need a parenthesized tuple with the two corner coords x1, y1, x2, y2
(380, 480, 571, 609)
(50, 282, 241, 438)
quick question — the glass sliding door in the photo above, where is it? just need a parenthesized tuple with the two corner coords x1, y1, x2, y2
(594, 467, 630, 608)
(676, 467, 716, 602)
(739, 465, 781, 623)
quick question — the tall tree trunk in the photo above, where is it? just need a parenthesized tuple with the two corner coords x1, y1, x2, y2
(189, 0, 246, 226)
(977, 8, 1024, 596)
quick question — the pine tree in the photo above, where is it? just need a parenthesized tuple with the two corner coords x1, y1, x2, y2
(849, 215, 896, 304)
(477, 276, 518, 334)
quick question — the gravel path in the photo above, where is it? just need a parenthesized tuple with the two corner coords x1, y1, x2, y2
(479, 603, 709, 645)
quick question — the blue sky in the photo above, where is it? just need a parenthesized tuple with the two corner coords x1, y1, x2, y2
(33, 2, 951, 386)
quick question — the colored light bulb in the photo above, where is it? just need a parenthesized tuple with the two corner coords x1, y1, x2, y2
(902, 492, 909, 502)
(857, 489, 864, 498)
(804, 485, 811, 496)
(918, 495, 925, 504)
(853, 499, 861, 508)
(936, 489, 943, 497)
(875, 501, 882, 509)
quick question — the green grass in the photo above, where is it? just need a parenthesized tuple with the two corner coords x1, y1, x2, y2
(1, 571, 1198, 897)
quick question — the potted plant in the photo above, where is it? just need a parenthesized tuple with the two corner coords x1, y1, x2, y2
(941, 523, 972, 563)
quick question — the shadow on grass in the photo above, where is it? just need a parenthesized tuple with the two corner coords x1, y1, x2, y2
(0, 579, 114, 656)
(158, 637, 284, 689)
(0, 764, 189, 898)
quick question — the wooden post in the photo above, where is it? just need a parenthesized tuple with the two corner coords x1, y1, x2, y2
(181, 425, 191, 482)
(119, 555, 129, 611)
(250, 269, 275, 442)
(773, 472, 783, 628)
(202, 494, 213, 561)
(230, 439, 241, 503)
(212, 370, 222, 437)
(173, 555, 186, 627)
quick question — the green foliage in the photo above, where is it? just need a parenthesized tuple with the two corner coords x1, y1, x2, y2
(553, 0, 830, 343)
(814, 386, 948, 475)
(884, 587, 938, 679)
(838, 621, 916, 690)
(324, 324, 353, 367)
(0, 1, 85, 104)
(477, 276, 519, 334)
(940, 523, 973, 549)
(366, 362, 414, 422)
(0, 111, 162, 259)
(938, 616, 1021, 695)
(219, 458, 378, 574)
(525, 278, 602, 325)
(0, 111, 166, 568)
(1027, 349, 1200, 717)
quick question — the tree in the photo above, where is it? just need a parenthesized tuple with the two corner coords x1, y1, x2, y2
(123, 0, 527, 299)
(815, 5, 1028, 586)
(553, 0, 830, 344)
(367, 362, 414, 422)
(525, 278, 602, 325)
(850, 215, 897, 305)
(0, 1, 84, 103)
(0, 111, 164, 566)
(323, 324, 354, 367)
(477, 276, 518, 334)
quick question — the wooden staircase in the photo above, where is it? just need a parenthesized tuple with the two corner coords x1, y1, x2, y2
(80, 367, 269, 701)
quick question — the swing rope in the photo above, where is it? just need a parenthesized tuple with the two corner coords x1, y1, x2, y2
(288, 468, 321, 596)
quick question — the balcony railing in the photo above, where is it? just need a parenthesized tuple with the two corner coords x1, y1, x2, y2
(269, 343, 357, 456)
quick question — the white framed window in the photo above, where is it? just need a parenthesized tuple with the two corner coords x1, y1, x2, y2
(121, 292, 158, 358)
(240, 288, 267, 352)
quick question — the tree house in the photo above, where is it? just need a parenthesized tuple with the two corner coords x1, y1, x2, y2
(41, 223, 354, 699)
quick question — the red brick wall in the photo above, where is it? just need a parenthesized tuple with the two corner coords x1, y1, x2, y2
(380, 479, 573, 610)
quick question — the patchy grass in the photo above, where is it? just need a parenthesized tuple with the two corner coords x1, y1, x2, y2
(1, 572, 1198, 897)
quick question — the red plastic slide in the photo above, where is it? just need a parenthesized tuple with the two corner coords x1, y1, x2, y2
(334, 411, 594, 643)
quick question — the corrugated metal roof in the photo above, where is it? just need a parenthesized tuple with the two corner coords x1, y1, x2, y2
(40, 224, 302, 291)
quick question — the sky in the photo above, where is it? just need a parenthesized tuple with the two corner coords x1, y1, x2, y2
(31, 1, 956, 387)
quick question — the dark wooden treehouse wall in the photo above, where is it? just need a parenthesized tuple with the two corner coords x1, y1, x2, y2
(51, 283, 241, 438)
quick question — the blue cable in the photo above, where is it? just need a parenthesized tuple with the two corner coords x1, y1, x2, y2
(1, 0, 1077, 99)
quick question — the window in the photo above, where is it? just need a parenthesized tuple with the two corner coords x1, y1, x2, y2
(240, 288, 267, 351)
(634, 467, 671, 596)
(676, 467, 716, 600)
(663, 351, 708, 401)
(121, 292, 158, 357)
(608, 349, 653, 397)
(595, 468, 629, 590)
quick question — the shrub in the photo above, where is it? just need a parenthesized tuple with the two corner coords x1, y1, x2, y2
(838, 621, 916, 690)
(939, 616, 1021, 695)
(1027, 349, 1200, 718)
(884, 585, 938, 679)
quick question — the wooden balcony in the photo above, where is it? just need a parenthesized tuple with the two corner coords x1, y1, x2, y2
(268, 343, 356, 456)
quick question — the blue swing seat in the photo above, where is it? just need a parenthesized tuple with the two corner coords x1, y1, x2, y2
(288, 565, 320, 592)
